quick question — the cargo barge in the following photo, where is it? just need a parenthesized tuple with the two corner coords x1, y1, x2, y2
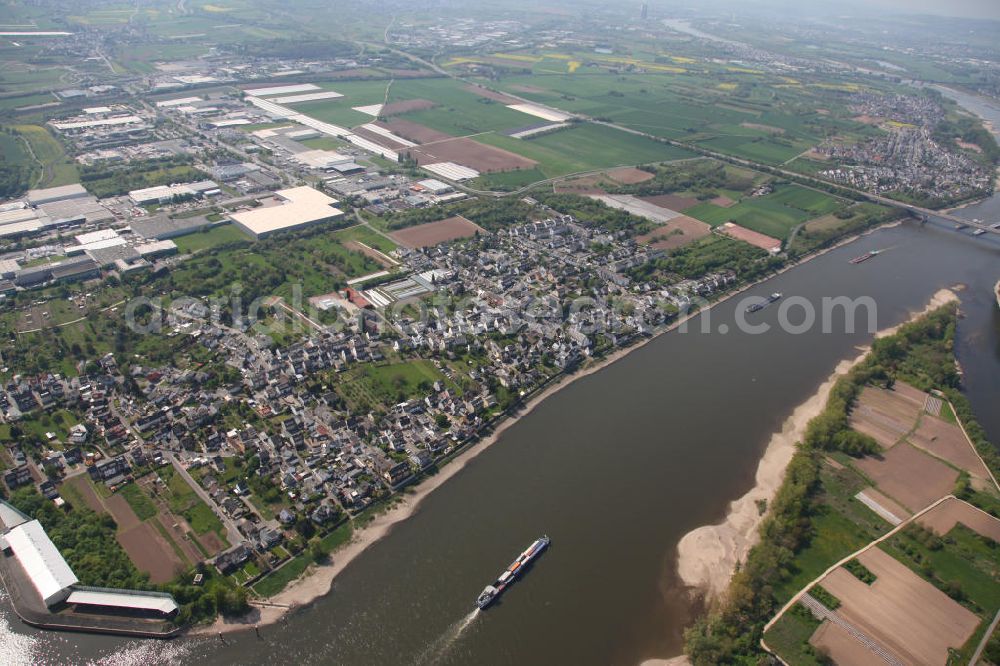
(476, 536, 550, 609)
(850, 250, 881, 264)
(746, 292, 782, 313)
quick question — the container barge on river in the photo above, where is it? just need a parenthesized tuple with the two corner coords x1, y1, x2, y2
(476, 536, 550, 609)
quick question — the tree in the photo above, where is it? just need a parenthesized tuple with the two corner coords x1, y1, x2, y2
(309, 540, 330, 563)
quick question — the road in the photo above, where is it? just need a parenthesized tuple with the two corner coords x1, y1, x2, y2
(970, 608, 1000, 666)
(168, 452, 244, 547)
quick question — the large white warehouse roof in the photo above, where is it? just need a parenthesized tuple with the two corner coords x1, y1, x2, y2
(230, 186, 343, 239)
(4, 519, 79, 606)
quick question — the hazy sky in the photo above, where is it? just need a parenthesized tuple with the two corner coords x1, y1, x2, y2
(738, 0, 1000, 19)
(857, 0, 999, 19)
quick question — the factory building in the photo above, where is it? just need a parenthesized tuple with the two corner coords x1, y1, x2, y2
(128, 180, 219, 206)
(26, 184, 90, 207)
(229, 186, 344, 239)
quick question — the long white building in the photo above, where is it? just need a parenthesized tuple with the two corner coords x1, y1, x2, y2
(3, 519, 79, 606)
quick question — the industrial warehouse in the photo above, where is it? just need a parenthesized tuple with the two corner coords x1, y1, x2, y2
(0, 501, 180, 636)
(229, 185, 345, 239)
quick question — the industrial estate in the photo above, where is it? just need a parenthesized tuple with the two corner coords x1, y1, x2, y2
(0, 0, 999, 664)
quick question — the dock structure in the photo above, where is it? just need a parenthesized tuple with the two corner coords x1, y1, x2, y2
(0, 500, 181, 638)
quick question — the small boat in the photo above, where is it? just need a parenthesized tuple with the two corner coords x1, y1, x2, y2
(850, 250, 881, 264)
(973, 228, 987, 236)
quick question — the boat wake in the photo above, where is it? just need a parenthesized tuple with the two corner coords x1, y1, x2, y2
(413, 609, 479, 665)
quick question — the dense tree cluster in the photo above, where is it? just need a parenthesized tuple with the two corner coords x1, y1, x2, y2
(534, 193, 652, 235)
(613, 160, 753, 199)
(382, 197, 536, 232)
(629, 234, 780, 284)
(0, 162, 31, 198)
(9, 488, 150, 590)
(78, 156, 201, 198)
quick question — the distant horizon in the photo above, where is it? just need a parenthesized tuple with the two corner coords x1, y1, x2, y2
(672, 0, 1000, 21)
(869, 0, 1000, 20)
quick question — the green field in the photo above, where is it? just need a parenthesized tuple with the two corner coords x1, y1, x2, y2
(248, 519, 353, 597)
(333, 224, 398, 254)
(299, 136, 350, 151)
(772, 504, 876, 603)
(253, 551, 310, 597)
(470, 167, 548, 191)
(884, 523, 1000, 616)
(172, 224, 252, 253)
(0, 92, 58, 111)
(119, 482, 158, 521)
(762, 607, 826, 666)
(335, 358, 453, 411)
(5, 125, 78, 188)
(282, 79, 398, 128)
(764, 184, 844, 215)
(160, 465, 228, 540)
(686, 185, 842, 239)
(476, 123, 695, 178)
(482, 70, 874, 165)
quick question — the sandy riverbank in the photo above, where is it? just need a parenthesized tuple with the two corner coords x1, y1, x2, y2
(191, 219, 903, 638)
(674, 287, 959, 603)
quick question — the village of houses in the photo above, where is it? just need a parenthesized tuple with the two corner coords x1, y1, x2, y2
(1, 201, 739, 591)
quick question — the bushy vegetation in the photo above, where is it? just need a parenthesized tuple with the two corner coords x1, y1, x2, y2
(809, 584, 841, 610)
(935, 113, 1000, 165)
(0, 162, 32, 198)
(788, 203, 903, 258)
(381, 197, 536, 232)
(613, 159, 753, 198)
(119, 482, 157, 521)
(844, 558, 877, 584)
(9, 487, 150, 590)
(684, 304, 976, 663)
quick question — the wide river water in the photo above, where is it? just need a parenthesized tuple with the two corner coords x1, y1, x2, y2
(5, 106, 1000, 666)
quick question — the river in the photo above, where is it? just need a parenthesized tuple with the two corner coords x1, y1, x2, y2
(5, 112, 1000, 666)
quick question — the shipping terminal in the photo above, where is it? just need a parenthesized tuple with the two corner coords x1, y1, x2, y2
(476, 536, 550, 609)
